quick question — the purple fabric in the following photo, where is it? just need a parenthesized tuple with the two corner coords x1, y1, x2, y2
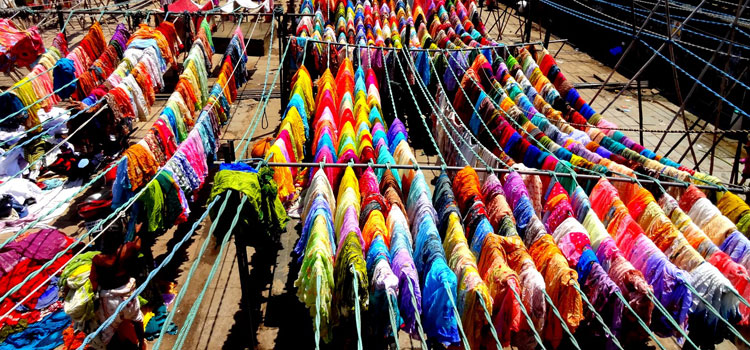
(391, 248, 422, 334)
(481, 174, 505, 202)
(628, 235, 692, 338)
(0, 229, 69, 279)
(7, 229, 69, 261)
(110, 23, 130, 50)
(582, 262, 623, 350)
(386, 118, 407, 147)
(296, 195, 334, 261)
(338, 206, 364, 256)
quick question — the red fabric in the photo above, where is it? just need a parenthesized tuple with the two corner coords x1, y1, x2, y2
(0, 250, 73, 328)
(0, 19, 45, 72)
(166, 0, 214, 28)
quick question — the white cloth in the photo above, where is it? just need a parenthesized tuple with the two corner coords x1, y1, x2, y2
(95, 278, 144, 347)
(0, 178, 42, 204)
(0, 147, 26, 178)
(37, 107, 71, 135)
(220, 0, 270, 13)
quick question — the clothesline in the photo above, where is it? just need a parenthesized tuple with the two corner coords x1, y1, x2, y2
(541, 0, 750, 120)
(287, 36, 569, 52)
(399, 37, 729, 348)
(0, 8, 276, 16)
(226, 160, 750, 193)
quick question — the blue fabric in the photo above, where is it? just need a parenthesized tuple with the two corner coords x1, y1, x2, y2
(112, 157, 133, 209)
(523, 144, 543, 169)
(52, 58, 77, 100)
(422, 259, 459, 346)
(469, 92, 487, 134)
(375, 147, 401, 187)
(415, 52, 431, 86)
(577, 249, 598, 284)
(296, 195, 335, 261)
(129, 39, 166, 71)
(470, 217, 494, 257)
(219, 162, 257, 172)
(162, 107, 178, 137)
(34, 277, 59, 310)
(0, 94, 25, 127)
(720, 231, 750, 264)
(284, 95, 309, 138)
(0, 311, 69, 350)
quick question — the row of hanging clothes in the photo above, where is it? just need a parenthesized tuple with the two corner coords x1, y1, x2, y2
(282, 53, 480, 347)
(0, 20, 189, 235)
(292, 0, 725, 193)
(110, 23, 235, 235)
(55, 24, 249, 350)
(401, 23, 750, 350)
(420, 46, 750, 346)
(279, 0, 750, 348)
(0, 18, 194, 183)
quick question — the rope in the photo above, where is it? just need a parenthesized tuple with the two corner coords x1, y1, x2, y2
(592, 0, 750, 42)
(405, 279, 428, 350)
(0, 102, 107, 178)
(469, 61, 748, 345)
(386, 293, 401, 350)
(351, 265, 364, 350)
(551, 121, 750, 134)
(684, 283, 750, 347)
(1, 0, 167, 126)
(568, 0, 750, 53)
(391, 47, 446, 166)
(0, 159, 117, 249)
(0, 14, 237, 309)
(236, 37, 291, 157)
(170, 196, 249, 350)
(444, 283, 471, 350)
(508, 283, 547, 350)
(0, 98, 103, 157)
(613, 291, 668, 350)
(541, 289, 582, 350)
(315, 273, 322, 350)
(540, 0, 750, 119)
(644, 291, 698, 348)
(233, 12, 273, 154)
(476, 289, 503, 350)
(76, 194, 222, 349)
(394, 48, 468, 167)
(571, 283, 624, 350)
(0, 155, 171, 314)
(151, 193, 232, 350)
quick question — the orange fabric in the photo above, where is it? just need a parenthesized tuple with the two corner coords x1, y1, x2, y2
(122, 143, 159, 190)
(529, 234, 582, 348)
(361, 210, 389, 251)
(477, 233, 522, 347)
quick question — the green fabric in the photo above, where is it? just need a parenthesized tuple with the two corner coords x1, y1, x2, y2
(208, 167, 289, 238)
(166, 100, 188, 142)
(506, 54, 518, 70)
(58, 251, 99, 323)
(156, 172, 182, 224)
(144, 304, 178, 340)
(332, 231, 369, 326)
(555, 161, 577, 194)
(0, 320, 28, 343)
(59, 251, 99, 287)
(200, 19, 213, 48)
(141, 180, 165, 232)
